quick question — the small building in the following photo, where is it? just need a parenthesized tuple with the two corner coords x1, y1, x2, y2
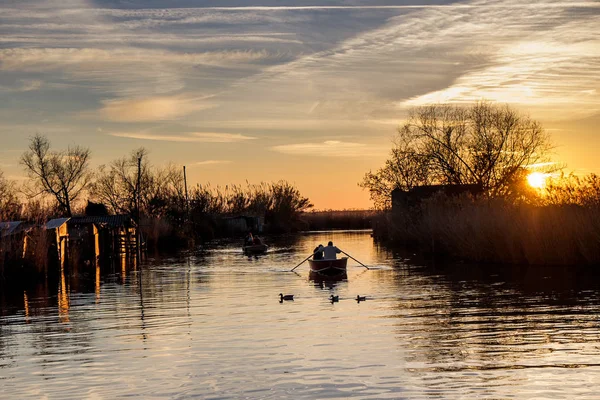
(41, 215, 138, 267)
(0, 221, 33, 272)
(0, 221, 30, 238)
(45, 218, 70, 267)
(67, 215, 138, 263)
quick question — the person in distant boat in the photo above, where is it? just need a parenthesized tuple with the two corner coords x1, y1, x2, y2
(244, 232, 254, 246)
(313, 244, 324, 260)
(322, 241, 341, 260)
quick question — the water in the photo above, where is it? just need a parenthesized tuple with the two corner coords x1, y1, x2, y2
(2, 230, 600, 399)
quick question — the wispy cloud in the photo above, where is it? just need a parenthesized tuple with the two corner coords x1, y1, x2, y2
(0, 48, 283, 71)
(0, 79, 43, 93)
(99, 96, 214, 122)
(189, 160, 233, 166)
(271, 140, 386, 157)
(0, 47, 286, 97)
(228, 0, 599, 124)
(109, 132, 256, 143)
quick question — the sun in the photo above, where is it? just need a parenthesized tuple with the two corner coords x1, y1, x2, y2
(527, 172, 548, 189)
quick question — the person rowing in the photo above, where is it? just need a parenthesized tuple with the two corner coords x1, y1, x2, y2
(292, 240, 369, 271)
(244, 231, 254, 246)
(313, 244, 324, 260)
(314, 241, 341, 260)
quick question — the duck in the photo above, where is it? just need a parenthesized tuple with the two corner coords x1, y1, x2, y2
(356, 295, 367, 302)
(279, 293, 294, 301)
(329, 295, 339, 303)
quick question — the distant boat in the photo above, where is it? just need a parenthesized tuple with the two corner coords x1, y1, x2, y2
(308, 257, 348, 276)
(243, 243, 268, 255)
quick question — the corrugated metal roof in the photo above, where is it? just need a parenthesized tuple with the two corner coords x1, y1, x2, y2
(68, 215, 135, 228)
(0, 221, 25, 237)
(45, 218, 70, 230)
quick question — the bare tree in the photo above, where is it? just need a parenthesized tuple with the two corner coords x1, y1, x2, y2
(92, 149, 189, 219)
(0, 170, 21, 220)
(360, 134, 432, 209)
(92, 148, 150, 215)
(20, 134, 92, 217)
(360, 102, 555, 208)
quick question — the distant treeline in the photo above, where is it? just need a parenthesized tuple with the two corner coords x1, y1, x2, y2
(1, 136, 388, 252)
(0, 137, 328, 250)
(301, 210, 380, 231)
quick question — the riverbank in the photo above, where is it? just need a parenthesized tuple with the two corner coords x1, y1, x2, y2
(374, 196, 600, 266)
(141, 209, 380, 250)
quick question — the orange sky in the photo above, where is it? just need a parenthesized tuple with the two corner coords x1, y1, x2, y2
(0, 0, 598, 209)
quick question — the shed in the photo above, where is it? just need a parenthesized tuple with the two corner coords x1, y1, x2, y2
(0, 221, 33, 269)
(0, 221, 29, 238)
(45, 218, 70, 266)
(68, 215, 137, 258)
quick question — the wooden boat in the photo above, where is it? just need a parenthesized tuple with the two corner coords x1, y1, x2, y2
(243, 243, 268, 255)
(309, 270, 347, 283)
(308, 257, 348, 276)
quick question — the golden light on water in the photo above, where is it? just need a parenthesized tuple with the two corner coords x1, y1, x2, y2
(528, 172, 549, 189)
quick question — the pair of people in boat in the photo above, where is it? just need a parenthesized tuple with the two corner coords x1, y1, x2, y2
(313, 241, 341, 260)
(244, 232, 263, 246)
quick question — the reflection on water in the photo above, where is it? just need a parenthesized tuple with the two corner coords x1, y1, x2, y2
(1, 230, 600, 399)
(58, 265, 70, 324)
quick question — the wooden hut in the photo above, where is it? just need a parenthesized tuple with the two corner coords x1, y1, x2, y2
(45, 218, 70, 267)
(0, 221, 33, 274)
(67, 215, 137, 262)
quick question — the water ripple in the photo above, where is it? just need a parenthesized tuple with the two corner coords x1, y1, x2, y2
(1, 231, 600, 399)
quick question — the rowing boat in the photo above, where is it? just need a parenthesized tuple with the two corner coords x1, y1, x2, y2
(307, 257, 348, 276)
(243, 243, 268, 255)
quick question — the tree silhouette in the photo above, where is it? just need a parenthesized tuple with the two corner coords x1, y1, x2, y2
(360, 102, 554, 208)
(21, 134, 91, 217)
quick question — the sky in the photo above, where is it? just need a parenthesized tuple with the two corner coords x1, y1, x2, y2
(0, 0, 598, 209)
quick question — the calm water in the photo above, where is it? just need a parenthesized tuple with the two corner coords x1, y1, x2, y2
(2, 230, 600, 399)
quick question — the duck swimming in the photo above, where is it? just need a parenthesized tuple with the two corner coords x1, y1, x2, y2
(356, 295, 366, 302)
(279, 293, 294, 301)
(329, 295, 339, 303)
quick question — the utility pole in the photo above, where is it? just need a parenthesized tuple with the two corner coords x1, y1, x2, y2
(136, 156, 142, 262)
(183, 165, 189, 218)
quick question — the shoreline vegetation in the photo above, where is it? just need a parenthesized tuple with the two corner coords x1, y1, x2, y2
(373, 193, 600, 266)
(364, 102, 600, 267)
(1, 102, 599, 270)
(1, 137, 380, 242)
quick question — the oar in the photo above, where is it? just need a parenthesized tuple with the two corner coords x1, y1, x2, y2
(291, 252, 317, 272)
(341, 250, 370, 270)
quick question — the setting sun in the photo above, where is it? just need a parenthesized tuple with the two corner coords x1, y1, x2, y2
(527, 172, 549, 189)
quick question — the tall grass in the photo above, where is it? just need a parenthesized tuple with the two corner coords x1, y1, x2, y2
(141, 180, 314, 248)
(301, 210, 380, 231)
(382, 195, 600, 266)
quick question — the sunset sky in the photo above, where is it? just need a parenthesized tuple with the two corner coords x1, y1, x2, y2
(0, 0, 598, 209)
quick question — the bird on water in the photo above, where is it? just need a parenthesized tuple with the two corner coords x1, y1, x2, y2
(279, 293, 294, 301)
(356, 295, 366, 302)
(330, 295, 339, 303)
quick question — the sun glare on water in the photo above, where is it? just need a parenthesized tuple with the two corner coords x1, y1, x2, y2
(527, 172, 549, 189)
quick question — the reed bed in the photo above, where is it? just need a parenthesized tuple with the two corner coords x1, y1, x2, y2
(382, 196, 600, 266)
(301, 210, 381, 231)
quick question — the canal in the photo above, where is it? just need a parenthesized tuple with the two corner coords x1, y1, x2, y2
(1, 230, 600, 399)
